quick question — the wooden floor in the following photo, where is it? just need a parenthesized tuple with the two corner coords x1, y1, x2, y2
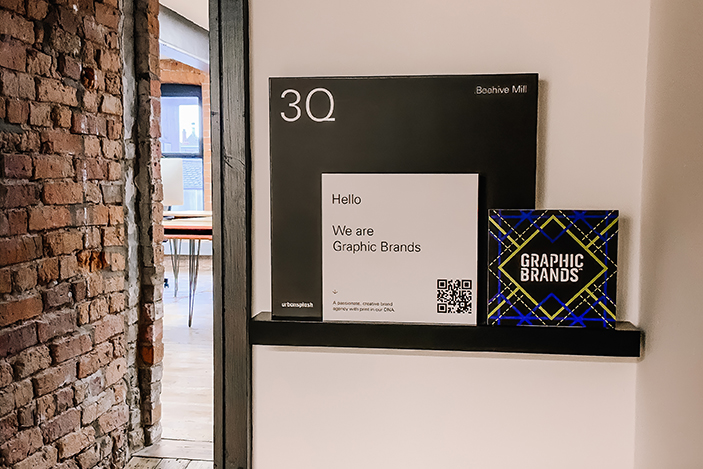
(128, 254, 215, 466)
(126, 457, 213, 468)
(161, 254, 214, 442)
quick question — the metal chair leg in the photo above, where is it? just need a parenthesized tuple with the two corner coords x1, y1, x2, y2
(188, 239, 202, 327)
(170, 238, 181, 297)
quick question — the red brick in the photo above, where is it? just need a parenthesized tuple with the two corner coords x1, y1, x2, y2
(43, 181, 83, 205)
(104, 357, 126, 387)
(72, 204, 109, 226)
(14, 379, 32, 408)
(83, 16, 104, 44)
(0, 38, 26, 72)
(86, 272, 103, 298)
(0, 0, 25, 14)
(45, 230, 83, 257)
(105, 251, 125, 272)
(0, 427, 43, 465)
(29, 102, 53, 127)
(57, 426, 95, 459)
(102, 225, 124, 246)
(101, 139, 121, 159)
(140, 342, 164, 366)
(0, 295, 42, 327)
(25, 49, 51, 76)
(51, 105, 72, 128)
(95, 3, 120, 30)
(36, 78, 78, 106)
(41, 407, 80, 442)
(77, 251, 104, 273)
(0, 413, 17, 445)
(51, 333, 92, 363)
(108, 292, 125, 313)
(40, 129, 82, 154)
(55, 386, 73, 413)
(0, 384, 14, 415)
(0, 322, 36, 358)
(82, 90, 99, 113)
(27, 0, 49, 20)
(84, 182, 101, 203)
(95, 114, 107, 136)
(0, 10, 34, 43)
(1, 154, 32, 179)
(89, 297, 108, 322)
(49, 28, 80, 56)
(83, 136, 101, 157)
(36, 309, 76, 344)
(28, 206, 72, 232)
(93, 314, 123, 344)
(107, 119, 121, 139)
(80, 389, 113, 424)
(36, 257, 59, 284)
(102, 272, 124, 293)
(96, 49, 120, 74)
(35, 394, 54, 424)
(33, 155, 74, 179)
(0, 268, 10, 293)
(0, 361, 12, 388)
(77, 342, 112, 378)
(97, 403, 127, 434)
(108, 161, 121, 180)
(16, 73, 34, 100)
(16, 401, 35, 428)
(12, 345, 51, 379)
(0, 235, 42, 266)
(56, 55, 81, 81)
(84, 227, 101, 249)
(6, 98, 28, 124)
(106, 31, 119, 50)
(139, 318, 163, 343)
(75, 158, 107, 180)
(57, 7, 80, 34)
(12, 263, 37, 292)
(76, 444, 99, 469)
(13, 445, 57, 469)
(19, 130, 41, 152)
(59, 254, 78, 279)
(43, 282, 71, 308)
(0, 182, 39, 208)
(107, 206, 123, 225)
(105, 72, 122, 95)
(0, 69, 19, 97)
(32, 361, 76, 396)
(7, 210, 27, 235)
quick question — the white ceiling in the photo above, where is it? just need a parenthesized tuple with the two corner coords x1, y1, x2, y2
(160, 0, 209, 30)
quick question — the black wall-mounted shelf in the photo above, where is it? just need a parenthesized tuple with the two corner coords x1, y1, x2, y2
(250, 313, 642, 357)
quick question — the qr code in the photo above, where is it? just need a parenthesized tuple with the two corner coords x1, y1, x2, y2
(437, 279, 473, 314)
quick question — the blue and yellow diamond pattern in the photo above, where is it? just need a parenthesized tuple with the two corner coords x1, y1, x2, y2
(488, 210, 619, 328)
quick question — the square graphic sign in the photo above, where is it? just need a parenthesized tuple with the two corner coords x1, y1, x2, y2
(488, 210, 619, 328)
(322, 174, 478, 324)
(270, 74, 538, 320)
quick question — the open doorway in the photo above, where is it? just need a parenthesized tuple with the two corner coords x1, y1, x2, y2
(133, 1, 214, 464)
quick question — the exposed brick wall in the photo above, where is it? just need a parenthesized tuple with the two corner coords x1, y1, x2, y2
(133, 0, 164, 446)
(160, 58, 211, 211)
(0, 0, 162, 466)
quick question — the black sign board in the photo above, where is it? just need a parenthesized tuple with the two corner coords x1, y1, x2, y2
(270, 74, 538, 321)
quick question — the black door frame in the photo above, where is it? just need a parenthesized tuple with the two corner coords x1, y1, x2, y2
(209, 0, 251, 467)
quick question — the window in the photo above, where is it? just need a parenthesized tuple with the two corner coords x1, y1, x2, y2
(161, 84, 204, 211)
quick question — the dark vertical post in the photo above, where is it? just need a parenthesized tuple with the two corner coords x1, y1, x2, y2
(210, 0, 251, 468)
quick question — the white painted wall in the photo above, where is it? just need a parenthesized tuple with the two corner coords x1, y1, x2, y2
(634, 1, 703, 467)
(249, 1, 651, 467)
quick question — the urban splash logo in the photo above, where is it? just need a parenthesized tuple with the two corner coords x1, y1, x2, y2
(488, 210, 619, 328)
